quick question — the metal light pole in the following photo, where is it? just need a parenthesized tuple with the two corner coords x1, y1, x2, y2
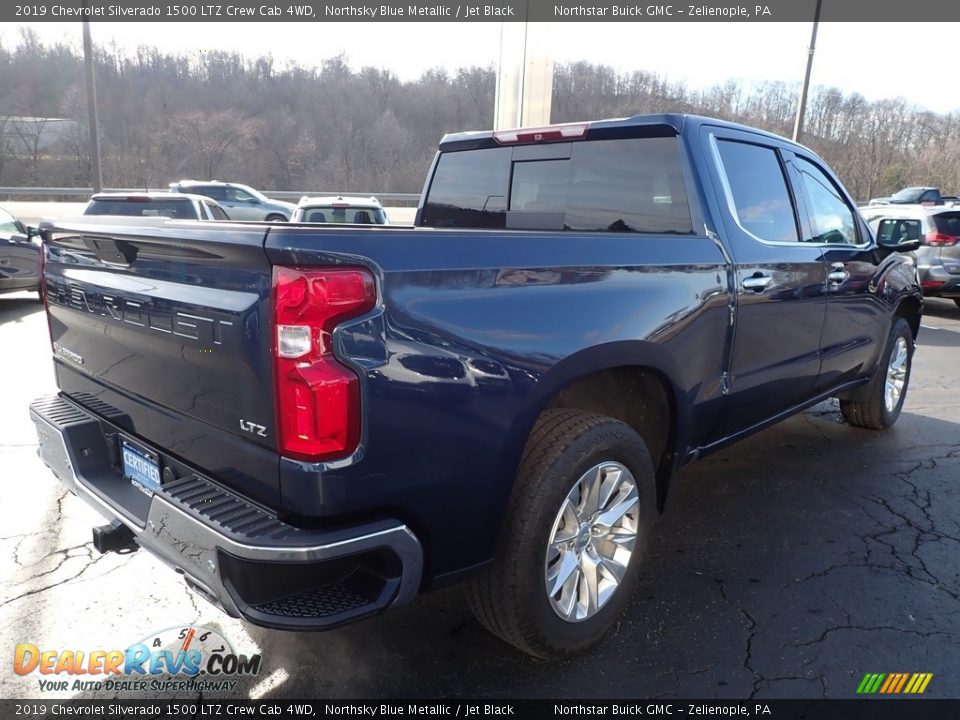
(82, 16, 103, 192)
(494, 2, 553, 130)
(792, 0, 823, 143)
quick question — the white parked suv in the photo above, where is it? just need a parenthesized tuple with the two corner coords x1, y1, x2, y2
(291, 195, 389, 225)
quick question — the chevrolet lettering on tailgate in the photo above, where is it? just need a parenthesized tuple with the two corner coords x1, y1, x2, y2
(46, 277, 236, 346)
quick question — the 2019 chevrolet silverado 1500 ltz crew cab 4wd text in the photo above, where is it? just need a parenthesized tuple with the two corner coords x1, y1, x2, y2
(31, 114, 921, 659)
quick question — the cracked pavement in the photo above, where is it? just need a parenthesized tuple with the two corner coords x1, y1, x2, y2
(2, 291, 959, 700)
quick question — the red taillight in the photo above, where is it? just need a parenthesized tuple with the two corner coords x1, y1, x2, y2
(493, 122, 590, 145)
(925, 232, 958, 246)
(921, 280, 945, 290)
(272, 266, 376, 462)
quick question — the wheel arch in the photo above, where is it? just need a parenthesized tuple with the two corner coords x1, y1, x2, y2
(498, 342, 687, 514)
(894, 293, 922, 340)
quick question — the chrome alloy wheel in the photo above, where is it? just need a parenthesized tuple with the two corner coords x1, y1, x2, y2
(884, 336, 909, 413)
(545, 461, 640, 622)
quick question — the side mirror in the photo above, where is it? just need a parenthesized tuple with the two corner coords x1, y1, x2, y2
(874, 219, 922, 253)
(877, 235, 921, 253)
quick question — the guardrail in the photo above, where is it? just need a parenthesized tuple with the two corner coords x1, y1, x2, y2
(0, 187, 421, 205)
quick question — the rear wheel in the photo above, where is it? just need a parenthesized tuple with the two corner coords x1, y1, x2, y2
(467, 409, 657, 659)
(953, 298, 960, 310)
(840, 317, 913, 430)
(265, 214, 287, 222)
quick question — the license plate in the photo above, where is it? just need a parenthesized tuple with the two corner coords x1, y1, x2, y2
(120, 438, 161, 497)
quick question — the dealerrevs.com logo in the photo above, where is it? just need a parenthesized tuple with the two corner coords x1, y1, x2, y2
(14, 625, 262, 693)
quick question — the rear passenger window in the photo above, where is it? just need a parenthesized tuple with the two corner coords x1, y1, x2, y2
(422, 137, 693, 234)
(422, 147, 511, 229)
(716, 139, 798, 243)
(933, 212, 960, 236)
(794, 157, 858, 245)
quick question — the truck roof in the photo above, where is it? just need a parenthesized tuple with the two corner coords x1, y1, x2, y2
(438, 113, 802, 152)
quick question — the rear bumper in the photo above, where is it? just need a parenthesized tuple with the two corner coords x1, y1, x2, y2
(918, 264, 960, 297)
(30, 394, 423, 631)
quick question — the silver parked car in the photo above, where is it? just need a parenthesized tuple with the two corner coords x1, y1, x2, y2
(169, 181, 296, 222)
(862, 204, 960, 307)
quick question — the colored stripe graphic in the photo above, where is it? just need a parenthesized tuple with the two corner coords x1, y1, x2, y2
(879, 674, 896, 693)
(893, 673, 910, 693)
(857, 672, 933, 694)
(858, 673, 886, 694)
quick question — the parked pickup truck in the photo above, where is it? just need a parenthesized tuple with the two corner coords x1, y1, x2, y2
(868, 186, 960, 206)
(31, 114, 922, 659)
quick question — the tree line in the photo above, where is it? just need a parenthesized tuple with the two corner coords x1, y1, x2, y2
(1, 27, 957, 201)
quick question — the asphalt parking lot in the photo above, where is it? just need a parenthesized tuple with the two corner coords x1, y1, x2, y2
(2, 292, 958, 700)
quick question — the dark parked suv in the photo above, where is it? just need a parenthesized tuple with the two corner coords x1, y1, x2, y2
(83, 192, 230, 221)
(0, 206, 40, 296)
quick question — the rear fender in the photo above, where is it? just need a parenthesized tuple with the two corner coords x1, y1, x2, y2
(493, 340, 687, 519)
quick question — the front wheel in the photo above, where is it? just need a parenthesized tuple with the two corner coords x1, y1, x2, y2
(265, 214, 287, 222)
(467, 409, 657, 659)
(953, 298, 960, 310)
(840, 317, 913, 430)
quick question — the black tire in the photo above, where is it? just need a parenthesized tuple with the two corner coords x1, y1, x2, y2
(265, 214, 287, 222)
(467, 409, 657, 659)
(953, 298, 960, 310)
(840, 317, 913, 430)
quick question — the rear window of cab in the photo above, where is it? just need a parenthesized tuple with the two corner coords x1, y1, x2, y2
(421, 137, 693, 234)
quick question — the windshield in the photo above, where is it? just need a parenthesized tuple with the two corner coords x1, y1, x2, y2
(890, 187, 926, 202)
(0, 207, 21, 234)
(236, 185, 269, 202)
(300, 206, 386, 224)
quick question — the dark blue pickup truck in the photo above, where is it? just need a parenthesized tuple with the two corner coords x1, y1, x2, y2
(31, 114, 921, 659)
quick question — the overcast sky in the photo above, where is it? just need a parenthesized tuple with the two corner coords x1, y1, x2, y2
(4, 22, 957, 114)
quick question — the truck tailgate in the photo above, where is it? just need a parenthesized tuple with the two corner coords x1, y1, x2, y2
(41, 219, 279, 504)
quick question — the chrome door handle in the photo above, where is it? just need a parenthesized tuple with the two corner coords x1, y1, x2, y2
(742, 274, 772, 292)
(828, 263, 849, 285)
